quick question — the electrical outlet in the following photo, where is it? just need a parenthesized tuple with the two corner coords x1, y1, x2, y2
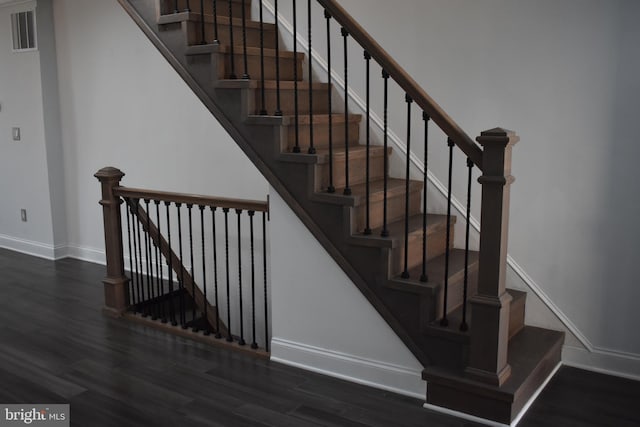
(20, 209, 27, 222)
(12, 127, 21, 141)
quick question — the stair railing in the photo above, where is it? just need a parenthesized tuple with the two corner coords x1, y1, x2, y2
(161, 0, 517, 385)
(315, 0, 519, 387)
(95, 167, 271, 352)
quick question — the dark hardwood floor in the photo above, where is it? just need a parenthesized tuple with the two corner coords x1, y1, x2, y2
(0, 248, 638, 427)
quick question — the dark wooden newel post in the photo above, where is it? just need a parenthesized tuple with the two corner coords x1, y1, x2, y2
(95, 167, 128, 317)
(466, 128, 519, 386)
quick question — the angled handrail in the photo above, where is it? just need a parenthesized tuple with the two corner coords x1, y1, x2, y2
(316, 0, 483, 169)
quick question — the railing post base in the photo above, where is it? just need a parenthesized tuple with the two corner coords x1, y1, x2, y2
(95, 167, 129, 316)
(466, 128, 519, 387)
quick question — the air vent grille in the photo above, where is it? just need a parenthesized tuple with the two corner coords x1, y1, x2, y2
(11, 10, 37, 52)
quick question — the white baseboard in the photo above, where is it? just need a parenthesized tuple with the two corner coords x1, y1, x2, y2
(563, 345, 640, 382)
(270, 337, 426, 399)
(0, 233, 59, 260)
(64, 244, 106, 265)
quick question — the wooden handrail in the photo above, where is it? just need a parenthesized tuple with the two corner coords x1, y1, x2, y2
(316, 0, 483, 169)
(114, 187, 269, 212)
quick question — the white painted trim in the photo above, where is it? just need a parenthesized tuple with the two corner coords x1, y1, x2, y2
(65, 244, 106, 265)
(270, 337, 425, 399)
(563, 345, 640, 382)
(423, 363, 562, 427)
(261, 0, 599, 355)
(0, 233, 56, 260)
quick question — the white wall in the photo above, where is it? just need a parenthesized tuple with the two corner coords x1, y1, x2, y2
(52, 0, 268, 262)
(0, 0, 57, 257)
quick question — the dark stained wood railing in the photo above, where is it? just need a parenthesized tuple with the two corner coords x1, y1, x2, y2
(96, 167, 270, 355)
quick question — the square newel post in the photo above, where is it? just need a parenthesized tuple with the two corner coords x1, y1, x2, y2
(95, 167, 129, 317)
(466, 128, 519, 386)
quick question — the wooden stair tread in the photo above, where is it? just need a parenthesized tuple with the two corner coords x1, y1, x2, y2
(185, 44, 303, 59)
(216, 79, 330, 90)
(315, 145, 389, 163)
(389, 249, 478, 290)
(425, 288, 526, 340)
(345, 178, 423, 206)
(159, 12, 276, 32)
(348, 213, 451, 249)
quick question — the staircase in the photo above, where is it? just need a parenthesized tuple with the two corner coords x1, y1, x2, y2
(111, 0, 564, 423)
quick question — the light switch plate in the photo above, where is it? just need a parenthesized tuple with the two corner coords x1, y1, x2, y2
(12, 127, 21, 141)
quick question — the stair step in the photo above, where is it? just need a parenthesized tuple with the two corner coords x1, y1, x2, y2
(423, 326, 564, 424)
(280, 114, 362, 152)
(424, 288, 526, 341)
(217, 79, 331, 116)
(388, 249, 478, 320)
(314, 145, 390, 191)
(214, 45, 304, 81)
(160, 0, 248, 18)
(178, 15, 277, 49)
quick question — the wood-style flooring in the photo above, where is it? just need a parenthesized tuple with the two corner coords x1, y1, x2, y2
(0, 248, 638, 426)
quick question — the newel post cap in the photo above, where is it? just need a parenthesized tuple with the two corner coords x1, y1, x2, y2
(476, 128, 519, 147)
(94, 167, 125, 182)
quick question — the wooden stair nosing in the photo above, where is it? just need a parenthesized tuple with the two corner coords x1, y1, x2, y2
(159, 12, 277, 32)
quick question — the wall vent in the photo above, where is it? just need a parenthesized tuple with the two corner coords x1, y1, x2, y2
(11, 10, 37, 52)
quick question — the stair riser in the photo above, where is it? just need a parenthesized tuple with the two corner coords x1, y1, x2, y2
(162, 0, 249, 18)
(216, 52, 303, 81)
(186, 20, 276, 49)
(353, 188, 422, 233)
(435, 265, 478, 319)
(314, 150, 386, 191)
(282, 120, 361, 152)
(389, 222, 454, 277)
(256, 88, 330, 116)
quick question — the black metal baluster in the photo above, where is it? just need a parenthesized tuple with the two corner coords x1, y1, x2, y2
(421, 113, 430, 283)
(274, 0, 282, 115)
(185, 0, 191, 12)
(155, 200, 166, 322)
(241, 0, 249, 79)
(441, 138, 455, 327)
(364, 50, 371, 235)
(177, 203, 187, 328)
(212, 0, 219, 44)
(262, 211, 269, 351)
(134, 199, 147, 315)
(200, 205, 209, 335)
(228, 0, 236, 79)
(124, 198, 136, 307)
(131, 200, 141, 310)
(223, 208, 233, 342)
(236, 209, 246, 345)
(249, 211, 258, 349)
(381, 70, 390, 237)
(199, 0, 205, 44)
(342, 28, 351, 195)
(165, 202, 177, 326)
(325, 10, 334, 193)
(401, 95, 413, 279)
(292, 0, 300, 153)
(144, 199, 156, 319)
(460, 159, 473, 332)
(211, 207, 222, 338)
(259, 0, 266, 115)
(187, 204, 197, 329)
(307, 0, 315, 154)
(174, 0, 178, 13)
